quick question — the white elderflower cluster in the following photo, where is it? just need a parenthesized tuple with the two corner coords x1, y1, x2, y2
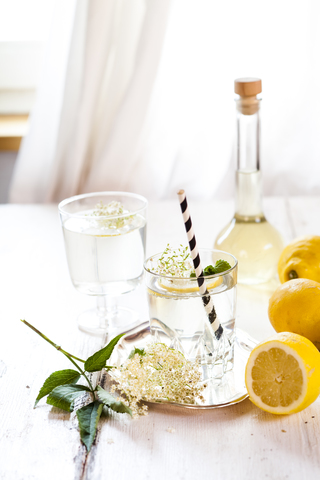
(90, 200, 133, 229)
(92, 200, 124, 217)
(111, 342, 205, 418)
(149, 244, 194, 277)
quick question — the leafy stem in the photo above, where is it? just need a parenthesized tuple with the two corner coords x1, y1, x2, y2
(22, 319, 128, 451)
(21, 319, 95, 394)
(62, 351, 95, 394)
(20, 320, 85, 363)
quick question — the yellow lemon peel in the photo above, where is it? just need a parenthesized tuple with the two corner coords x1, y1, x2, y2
(278, 235, 320, 283)
(268, 278, 320, 349)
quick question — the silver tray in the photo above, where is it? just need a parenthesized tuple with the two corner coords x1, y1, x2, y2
(109, 322, 258, 409)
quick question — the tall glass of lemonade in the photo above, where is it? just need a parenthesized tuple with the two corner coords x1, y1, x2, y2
(59, 192, 147, 335)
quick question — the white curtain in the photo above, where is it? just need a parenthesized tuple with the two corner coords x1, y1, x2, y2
(10, 0, 320, 203)
(10, 0, 172, 202)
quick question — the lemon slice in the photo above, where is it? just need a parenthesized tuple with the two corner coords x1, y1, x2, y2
(159, 276, 223, 293)
(245, 332, 320, 415)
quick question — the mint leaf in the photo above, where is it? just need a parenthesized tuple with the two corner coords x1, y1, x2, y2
(128, 347, 145, 359)
(190, 260, 232, 278)
(76, 401, 103, 452)
(46, 384, 91, 412)
(84, 334, 125, 372)
(34, 369, 81, 407)
(203, 265, 216, 276)
(214, 259, 231, 273)
(97, 386, 132, 416)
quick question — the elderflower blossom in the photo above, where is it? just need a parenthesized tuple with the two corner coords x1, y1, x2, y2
(111, 342, 205, 418)
(89, 200, 133, 229)
(148, 244, 194, 277)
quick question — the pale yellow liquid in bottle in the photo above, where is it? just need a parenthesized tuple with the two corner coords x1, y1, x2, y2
(214, 171, 284, 285)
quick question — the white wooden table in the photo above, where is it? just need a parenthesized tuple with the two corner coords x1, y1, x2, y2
(1, 198, 319, 480)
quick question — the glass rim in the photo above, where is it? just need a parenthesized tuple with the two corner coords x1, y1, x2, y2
(58, 191, 148, 219)
(143, 248, 238, 281)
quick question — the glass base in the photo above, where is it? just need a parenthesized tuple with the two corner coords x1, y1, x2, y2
(150, 320, 235, 380)
(77, 306, 140, 336)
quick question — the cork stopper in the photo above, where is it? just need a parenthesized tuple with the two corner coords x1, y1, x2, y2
(234, 78, 262, 96)
(235, 78, 261, 115)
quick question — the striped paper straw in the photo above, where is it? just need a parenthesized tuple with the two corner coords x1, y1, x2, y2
(177, 189, 223, 340)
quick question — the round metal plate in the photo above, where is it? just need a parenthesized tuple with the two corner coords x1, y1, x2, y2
(109, 323, 258, 409)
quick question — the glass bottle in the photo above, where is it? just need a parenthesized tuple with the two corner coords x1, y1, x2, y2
(214, 78, 283, 285)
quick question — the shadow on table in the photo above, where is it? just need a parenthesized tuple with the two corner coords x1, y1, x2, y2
(146, 396, 255, 418)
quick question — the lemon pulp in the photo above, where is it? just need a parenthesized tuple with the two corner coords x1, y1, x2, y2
(251, 348, 303, 408)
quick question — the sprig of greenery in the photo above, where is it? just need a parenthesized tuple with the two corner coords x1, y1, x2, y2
(21, 320, 131, 452)
(190, 259, 231, 277)
(128, 347, 146, 359)
(149, 245, 231, 278)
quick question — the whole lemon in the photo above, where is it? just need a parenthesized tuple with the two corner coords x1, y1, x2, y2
(278, 235, 320, 283)
(268, 278, 320, 349)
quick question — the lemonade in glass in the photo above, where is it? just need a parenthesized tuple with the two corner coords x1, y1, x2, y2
(144, 247, 237, 377)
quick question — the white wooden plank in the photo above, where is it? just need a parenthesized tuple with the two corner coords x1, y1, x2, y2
(0, 205, 105, 479)
(85, 396, 320, 480)
(1, 201, 319, 480)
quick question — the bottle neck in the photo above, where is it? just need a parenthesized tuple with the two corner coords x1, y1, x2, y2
(235, 97, 263, 218)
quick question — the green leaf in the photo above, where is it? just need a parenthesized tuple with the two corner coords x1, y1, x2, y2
(128, 347, 146, 359)
(47, 384, 91, 412)
(214, 259, 231, 273)
(84, 334, 125, 372)
(76, 401, 103, 452)
(34, 369, 81, 407)
(191, 260, 232, 278)
(97, 386, 132, 416)
(203, 265, 216, 276)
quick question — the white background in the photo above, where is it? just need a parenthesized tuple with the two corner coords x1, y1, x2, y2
(2, 0, 320, 201)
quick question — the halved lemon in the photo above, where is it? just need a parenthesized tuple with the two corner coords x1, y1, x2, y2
(245, 332, 320, 415)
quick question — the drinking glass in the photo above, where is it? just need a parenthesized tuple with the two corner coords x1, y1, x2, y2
(59, 192, 147, 335)
(144, 249, 237, 378)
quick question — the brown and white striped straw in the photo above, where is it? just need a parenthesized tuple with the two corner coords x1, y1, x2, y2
(177, 189, 223, 340)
